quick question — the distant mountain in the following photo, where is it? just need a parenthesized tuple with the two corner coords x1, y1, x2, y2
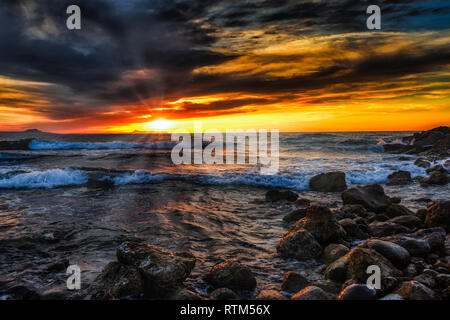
(23, 129, 44, 133)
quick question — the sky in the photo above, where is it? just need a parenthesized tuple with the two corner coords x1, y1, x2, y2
(0, 0, 449, 133)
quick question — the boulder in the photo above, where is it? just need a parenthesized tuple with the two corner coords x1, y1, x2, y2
(255, 290, 286, 300)
(385, 204, 415, 219)
(362, 239, 410, 269)
(294, 205, 346, 245)
(425, 201, 450, 232)
(387, 170, 412, 186)
(291, 286, 329, 300)
(281, 272, 310, 293)
(341, 184, 392, 213)
(368, 221, 411, 237)
(338, 284, 377, 300)
(204, 260, 256, 291)
(346, 247, 402, 283)
(314, 280, 342, 295)
(265, 189, 298, 202)
(325, 255, 349, 283)
(90, 261, 144, 299)
(116, 241, 195, 295)
(283, 208, 306, 223)
(309, 172, 347, 192)
(409, 227, 446, 252)
(339, 204, 369, 218)
(382, 235, 431, 257)
(339, 218, 369, 239)
(209, 288, 238, 300)
(276, 229, 322, 261)
(414, 158, 431, 168)
(389, 215, 422, 229)
(294, 198, 312, 207)
(395, 280, 437, 300)
(422, 171, 448, 186)
(323, 244, 350, 264)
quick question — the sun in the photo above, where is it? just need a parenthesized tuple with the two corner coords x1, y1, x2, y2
(145, 119, 174, 131)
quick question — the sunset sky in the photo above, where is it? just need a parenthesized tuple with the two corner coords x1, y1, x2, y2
(0, 0, 449, 133)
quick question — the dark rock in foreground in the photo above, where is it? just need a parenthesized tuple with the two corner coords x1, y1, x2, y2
(276, 229, 322, 260)
(425, 201, 450, 232)
(338, 284, 377, 300)
(204, 259, 256, 291)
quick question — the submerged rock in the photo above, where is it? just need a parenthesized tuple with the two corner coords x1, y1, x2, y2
(309, 172, 347, 192)
(265, 189, 298, 202)
(341, 184, 392, 213)
(277, 229, 322, 261)
(204, 259, 256, 291)
(116, 241, 196, 296)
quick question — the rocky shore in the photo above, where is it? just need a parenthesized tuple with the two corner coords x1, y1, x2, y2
(83, 127, 450, 300)
(0, 127, 448, 300)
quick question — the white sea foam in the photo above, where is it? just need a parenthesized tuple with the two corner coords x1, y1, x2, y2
(0, 169, 88, 189)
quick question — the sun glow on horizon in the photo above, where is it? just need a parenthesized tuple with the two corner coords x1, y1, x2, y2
(144, 119, 175, 131)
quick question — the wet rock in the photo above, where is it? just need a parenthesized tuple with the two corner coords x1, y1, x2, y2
(404, 263, 418, 277)
(380, 276, 399, 295)
(86, 178, 115, 189)
(255, 290, 286, 300)
(325, 255, 349, 283)
(265, 189, 298, 202)
(339, 218, 369, 240)
(426, 165, 447, 174)
(277, 229, 322, 261)
(414, 273, 436, 288)
(390, 197, 401, 204)
(385, 204, 415, 219)
(410, 227, 446, 252)
(294, 198, 311, 207)
(291, 286, 329, 300)
(169, 289, 202, 300)
(387, 170, 412, 185)
(362, 239, 411, 269)
(309, 172, 347, 192)
(346, 247, 402, 283)
(374, 214, 389, 222)
(368, 221, 411, 237)
(416, 209, 428, 222)
(436, 274, 450, 288)
(425, 201, 450, 232)
(294, 204, 346, 245)
(338, 284, 377, 300)
(281, 272, 310, 293)
(314, 280, 342, 295)
(414, 158, 431, 168)
(389, 215, 422, 229)
(382, 235, 431, 257)
(422, 171, 448, 186)
(341, 184, 392, 213)
(339, 204, 369, 218)
(323, 243, 349, 264)
(90, 261, 144, 299)
(283, 208, 306, 223)
(116, 241, 196, 296)
(395, 280, 437, 300)
(204, 260, 256, 291)
(209, 288, 238, 300)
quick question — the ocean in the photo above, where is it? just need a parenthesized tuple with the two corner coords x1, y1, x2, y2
(0, 131, 448, 297)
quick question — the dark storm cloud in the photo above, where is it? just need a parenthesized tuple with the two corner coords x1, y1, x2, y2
(0, 0, 449, 122)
